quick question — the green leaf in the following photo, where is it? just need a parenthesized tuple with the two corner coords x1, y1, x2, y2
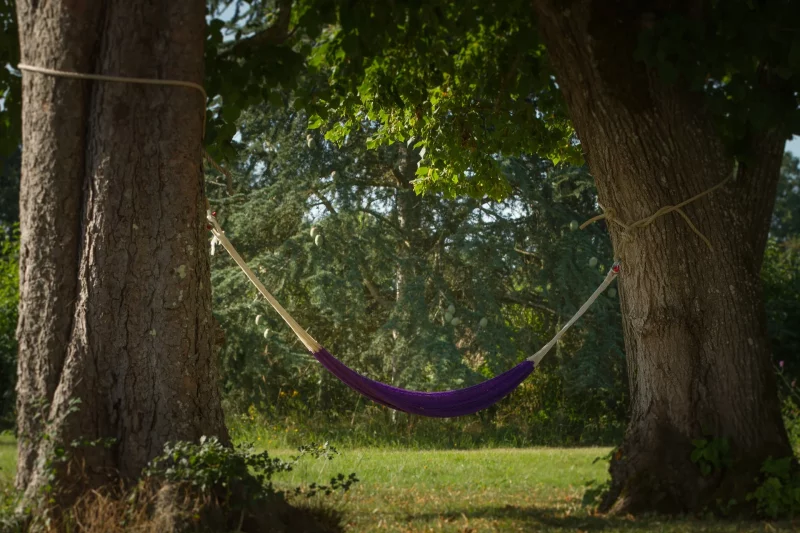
(690, 449, 703, 463)
(307, 114, 325, 130)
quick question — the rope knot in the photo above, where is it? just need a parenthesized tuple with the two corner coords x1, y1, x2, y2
(579, 173, 732, 265)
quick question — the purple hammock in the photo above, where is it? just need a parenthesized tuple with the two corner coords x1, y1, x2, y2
(312, 347, 535, 418)
(207, 212, 616, 419)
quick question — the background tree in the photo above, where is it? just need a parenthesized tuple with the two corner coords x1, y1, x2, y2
(763, 153, 800, 388)
(772, 153, 800, 243)
(0, 225, 17, 430)
(0, 0, 20, 158)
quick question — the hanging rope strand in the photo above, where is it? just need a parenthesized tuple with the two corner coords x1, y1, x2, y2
(208, 211, 618, 365)
(207, 212, 322, 353)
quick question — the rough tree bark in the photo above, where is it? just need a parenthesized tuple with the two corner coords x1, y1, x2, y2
(15, 0, 227, 502)
(532, 1, 792, 514)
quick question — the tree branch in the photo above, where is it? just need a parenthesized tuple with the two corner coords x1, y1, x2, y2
(354, 179, 400, 189)
(426, 201, 479, 251)
(204, 151, 235, 196)
(501, 293, 561, 318)
(391, 166, 411, 188)
(362, 277, 393, 307)
(227, 0, 294, 56)
(354, 207, 402, 234)
(513, 247, 544, 264)
(309, 188, 337, 215)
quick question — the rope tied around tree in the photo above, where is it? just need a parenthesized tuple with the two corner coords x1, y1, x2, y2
(579, 173, 733, 261)
(17, 63, 209, 138)
(18, 63, 237, 191)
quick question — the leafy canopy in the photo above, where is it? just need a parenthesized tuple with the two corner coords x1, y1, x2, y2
(2, 1, 798, 186)
(205, 0, 800, 199)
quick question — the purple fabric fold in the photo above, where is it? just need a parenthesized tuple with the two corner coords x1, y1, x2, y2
(312, 348, 535, 418)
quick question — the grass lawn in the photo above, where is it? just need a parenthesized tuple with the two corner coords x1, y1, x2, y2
(276, 447, 797, 532)
(1, 434, 797, 532)
(0, 432, 14, 490)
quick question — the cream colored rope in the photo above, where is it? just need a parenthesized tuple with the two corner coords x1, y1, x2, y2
(209, 211, 617, 365)
(527, 264, 619, 364)
(207, 212, 322, 353)
(581, 173, 732, 260)
(17, 63, 208, 138)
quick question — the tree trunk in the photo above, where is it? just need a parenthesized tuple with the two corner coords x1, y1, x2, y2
(532, 1, 791, 514)
(16, 0, 227, 502)
(391, 146, 424, 388)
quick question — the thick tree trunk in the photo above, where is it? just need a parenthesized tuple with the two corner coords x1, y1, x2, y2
(532, 1, 791, 513)
(16, 0, 227, 502)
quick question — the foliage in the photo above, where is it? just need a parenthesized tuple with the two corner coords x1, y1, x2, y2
(143, 436, 358, 504)
(144, 436, 292, 501)
(0, 0, 19, 157)
(581, 450, 616, 508)
(742, 365, 800, 519)
(202, 1, 800, 199)
(763, 237, 800, 388)
(690, 437, 732, 477)
(774, 361, 800, 453)
(772, 153, 800, 242)
(2, 2, 798, 191)
(208, 100, 627, 442)
(782, 396, 800, 455)
(227, 395, 625, 451)
(633, 2, 800, 156)
(0, 148, 19, 226)
(0, 226, 18, 431)
(747, 456, 800, 520)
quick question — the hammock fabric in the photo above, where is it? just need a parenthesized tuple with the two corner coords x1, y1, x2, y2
(314, 347, 535, 417)
(207, 212, 618, 418)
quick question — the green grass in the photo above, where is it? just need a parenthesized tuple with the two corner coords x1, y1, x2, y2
(0, 431, 17, 520)
(275, 446, 798, 532)
(1, 435, 798, 531)
(225, 407, 625, 450)
(0, 432, 14, 489)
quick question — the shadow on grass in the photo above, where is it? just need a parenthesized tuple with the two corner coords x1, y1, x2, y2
(405, 505, 797, 531)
